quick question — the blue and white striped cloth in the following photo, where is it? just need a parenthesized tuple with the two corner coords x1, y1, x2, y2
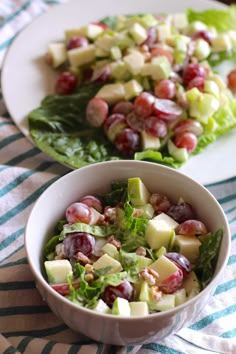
(0, 1, 236, 353)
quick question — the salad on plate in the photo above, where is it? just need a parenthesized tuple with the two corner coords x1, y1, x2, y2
(44, 177, 223, 316)
(28, 6, 236, 169)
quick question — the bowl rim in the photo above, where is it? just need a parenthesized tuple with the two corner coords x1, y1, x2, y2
(24, 160, 231, 321)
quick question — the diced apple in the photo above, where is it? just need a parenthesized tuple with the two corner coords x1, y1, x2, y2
(149, 255, 179, 284)
(45, 259, 72, 284)
(129, 301, 149, 316)
(95, 34, 113, 51)
(47, 43, 67, 68)
(183, 271, 201, 298)
(128, 177, 150, 207)
(129, 22, 148, 44)
(96, 83, 125, 105)
(168, 139, 189, 163)
(123, 51, 145, 75)
(102, 243, 120, 260)
(123, 79, 143, 100)
(141, 131, 161, 150)
(153, 213, 179, 229)
(141, 56, 171, 80)
(150, 293, 175, 311)
(175, 235, 201, 264)
(112, 297, 131, 316)
(92, 253, 123, 274)
(138, 203, 155, 219)
(93, 299, 110, 314)
(68, 44, 96, 67)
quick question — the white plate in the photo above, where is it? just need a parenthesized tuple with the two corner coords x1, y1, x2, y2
(1, 0, 234, 185)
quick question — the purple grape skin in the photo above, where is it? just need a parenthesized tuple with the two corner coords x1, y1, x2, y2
(166, 202, 194, 223)
(165, 252, 191, 277)
(63, 232, 95, 257)
(101, 280, 134, 307)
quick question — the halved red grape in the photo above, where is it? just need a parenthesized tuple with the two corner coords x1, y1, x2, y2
(79, 195, 103, 213)
(176, 219, 208, 235)
(187, 76, 205, 91)
(112, 101, 134, 116)
(149, 193, 171, 214)
(101, 280, 134, 307)
(182, 64, 206, 85)
(63, 232, 95, 257)
(55, 71, 77, 95)
(165, 252, 191, 278)
(86, 98, 108, 127)
(159, 268, 183, 294)
(134, 92, 155, 118)
(174, 119, 203, 137)
(143, 26, 157, 48)
(66, 36, 89, 50)
(227, 68, 236, 93)
(151, 46, 174, 65)
(66, 202, 92, 224)
(192, 30, 214, 44)
(174, 131, 198, 153)
(144, 116, 167, 137)
(126, 111, 145, 132)
(104, 113, 127, 141)
(91, 64, 111, 83)
(154, 80, 176, 99)
(167, 202, 195, 223)
(115, 128, 140, 156)
(153, 98, 183, 121)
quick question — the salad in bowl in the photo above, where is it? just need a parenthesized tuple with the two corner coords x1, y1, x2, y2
(28, 6, 236, 169)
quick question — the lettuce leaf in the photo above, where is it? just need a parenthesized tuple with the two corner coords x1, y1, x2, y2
(187, 5, 236, 32)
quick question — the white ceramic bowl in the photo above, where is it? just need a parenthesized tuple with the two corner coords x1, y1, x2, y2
(25, 160, 230, 345)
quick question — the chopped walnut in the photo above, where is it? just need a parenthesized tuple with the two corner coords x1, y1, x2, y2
(84, 263, 93, 273)
(140, 267, 159, 286)
(136, 247, 146, 257)
(84, 273, 94, 282)
(107, 235, 121, 249)
(75, 252, 92, 265)
(150, 286, 162, 302)
(104, 207, 117, 223)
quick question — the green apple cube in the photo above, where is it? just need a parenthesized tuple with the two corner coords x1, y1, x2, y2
(188, 93, 220, 124)
(174, 288, 187, 306)
(93, 299, 110, 314)
(129, 22, 148, 44)
(68, 44, 96, 67)
(139, 281, 152, 303)
(171, 13, 188, 31)
(113, 32, 135, 50)
(138, 202, 155, 219)
(123, 79, 143, 100)
(183, 271, 201, 298)
(94, 34, 113, 51)
(185, 21, 207, 36)
(211, 33, 232, 52)
(174, 35, 190, 53)
(136, 255, 153, 270)
(92, 253, 123, 274)
(82, 24, 104, 39)
(101, 243, 120, 260)
(168, 139, 189, 162)
(110, 60, 131, 81)
(150, 293, 175, 311)
(175, 235, 201, 264)
(141, 56, 171, 80)
(128, 177, 150, 207)
(110, 46, 122, 60)
(112, 297, 131, 316)
(129, 301, 149, 316)
(204, 80, 220, 98)
(44, 259, 72, 284)
(156, 23, 171, 42)
(145, 219, 175, 250)
(153, 213, 179, 229)
(123, 51, 145, 75)
(141, 131, 161, 150)
(155, 246, 167, 258)
(149, 255, 179, 284)
(96, 83, 125, 105)
(48, 43, 67, 68)
(193, 38, 211, 60)
(95, 48, 109, 58)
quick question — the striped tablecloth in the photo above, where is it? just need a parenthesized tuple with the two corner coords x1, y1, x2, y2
(0, 1, 236, 353)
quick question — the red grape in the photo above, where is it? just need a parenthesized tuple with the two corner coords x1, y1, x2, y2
(192, 30, 214, 44)
(187, 76, 205, 91)
(153, 98, 183, 121)
(167, 202, 195, 223)
(134, 92, 155, 118)
(55, 71, 77, 95)
(126, 111, 145, 132)
(63, 232, 95, 257)
(112, 101, 134, 116)
(101, 280, 134, 307)
(104, 113, 127, 141)
(66, 36, 89, 50)
(66, 202, 92, 224)
(165, 253, 191, 278)
(143, 26, 157, 48)
(176, 219, 208, 235)
(174, 119, 203, 137)
(174, 131, 198, 153)
(154, 80, 176, 99)
(149, 193, 171, 214)
(151, 46, 174, 65)
(227, 68, 236, 93)
(115, 128, 140, 156)
(144, 116, 167, 137)
(182, 64, 206, 85)
(79, 195, 103, 213)
(91, 64, 111, 83)
(159, 268, 183, 294)
(86, 98, 108, 127)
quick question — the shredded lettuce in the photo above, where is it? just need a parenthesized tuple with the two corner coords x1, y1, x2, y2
(59, 222, 118, 239)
